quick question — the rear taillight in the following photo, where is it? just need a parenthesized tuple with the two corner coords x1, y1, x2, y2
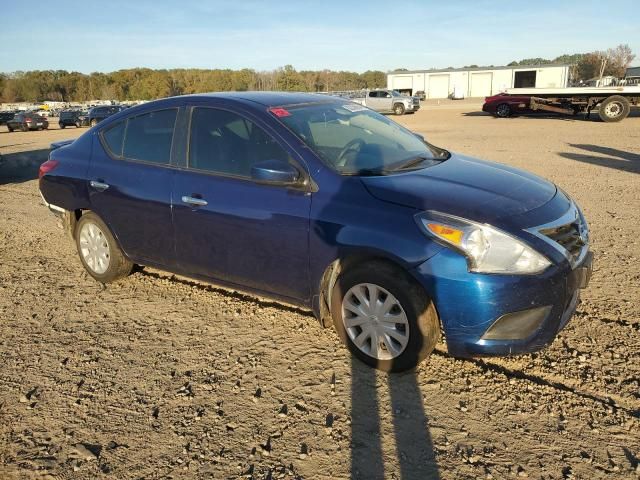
(39, 160, 59, 179)
(25, 117, 32, 122)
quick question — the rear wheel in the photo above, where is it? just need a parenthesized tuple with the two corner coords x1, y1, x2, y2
(496, 103, 511, 118)
(59, 123, 65, 129)
(393, 103, 406, 115)
(7, 126, 13, 132)
(75, 212, 133, 283)
(598, 95, 630, 123)
(331, 261, 440, 372)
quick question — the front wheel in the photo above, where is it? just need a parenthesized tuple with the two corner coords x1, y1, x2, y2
(393, 103, 406, 115)
(495, 103, 511, 118)
(75, 212, 133, 283)
(331, 261, 440, 372)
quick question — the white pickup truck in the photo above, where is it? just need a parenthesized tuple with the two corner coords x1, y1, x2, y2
(352, 89, 421, 115)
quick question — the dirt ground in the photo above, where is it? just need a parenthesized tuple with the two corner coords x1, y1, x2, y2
(0, 104, 639, 480)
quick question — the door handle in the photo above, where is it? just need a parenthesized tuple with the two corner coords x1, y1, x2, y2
(90, 180, 110, 191)
(181, 195, 208, 207)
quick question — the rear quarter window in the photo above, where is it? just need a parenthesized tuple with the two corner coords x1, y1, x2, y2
(102, 121, 126, 157)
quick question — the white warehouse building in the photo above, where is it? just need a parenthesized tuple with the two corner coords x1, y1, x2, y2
(387, 64, 570, 99)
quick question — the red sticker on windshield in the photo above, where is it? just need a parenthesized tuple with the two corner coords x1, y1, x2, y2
(269, 107, 291, 117)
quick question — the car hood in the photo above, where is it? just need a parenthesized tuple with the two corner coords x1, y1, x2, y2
(360, 153, 557, 224)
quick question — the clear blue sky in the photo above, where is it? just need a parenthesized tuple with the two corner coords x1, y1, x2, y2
(1, 0, 638, 73)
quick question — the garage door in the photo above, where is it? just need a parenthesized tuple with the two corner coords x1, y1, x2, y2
(392, 76, 413, 90)
(470, 72, 493, 97)
(428, 75, 450, 99)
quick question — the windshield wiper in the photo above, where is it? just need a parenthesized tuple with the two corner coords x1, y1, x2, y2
(388, 150, 451, 172)
(387, 155, 432, 172)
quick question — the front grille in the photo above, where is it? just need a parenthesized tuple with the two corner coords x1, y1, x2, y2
(540, 220, 586, 262)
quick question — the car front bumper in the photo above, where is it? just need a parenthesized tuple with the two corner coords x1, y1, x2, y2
(410, 248, 593, 358)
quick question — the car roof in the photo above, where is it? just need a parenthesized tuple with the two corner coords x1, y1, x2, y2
(92, 92, 345, 127)
(184, 91, 338, 107)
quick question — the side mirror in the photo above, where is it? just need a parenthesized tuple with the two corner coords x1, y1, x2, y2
(251, 159, 300, 185)
(414, 132, 426, 143)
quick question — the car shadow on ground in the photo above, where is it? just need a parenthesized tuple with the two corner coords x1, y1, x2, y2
(0, 148, 50, 185)
(558, 144, 640, 175)
(350, 359, 440, 479)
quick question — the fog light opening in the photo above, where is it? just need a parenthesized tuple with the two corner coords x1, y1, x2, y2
(481, 306, 552, 341)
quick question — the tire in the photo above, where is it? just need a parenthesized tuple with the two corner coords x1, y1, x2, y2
(598, 95, 630, 123)
(21, 124, 28, 132)
(7, 126, 13, 132)
(59, 124, 65, 129)
(90, 119, 97, 127)
(75, 212, 133, 283)
(495, 103, 511, 118)
(393, 103, 406, 115)
(330, 261, 440, 372)
(76, 122, 81, 128)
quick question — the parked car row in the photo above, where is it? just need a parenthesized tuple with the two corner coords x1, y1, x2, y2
(3, 105, 126, 132)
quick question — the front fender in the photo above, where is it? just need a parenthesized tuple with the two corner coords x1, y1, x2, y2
(309, 175, 443, 299)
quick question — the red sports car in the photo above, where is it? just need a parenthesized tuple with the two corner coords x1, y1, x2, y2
(482, 93, 532, 118)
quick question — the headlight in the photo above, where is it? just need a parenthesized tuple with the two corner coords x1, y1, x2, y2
(415, 211, 551, 274)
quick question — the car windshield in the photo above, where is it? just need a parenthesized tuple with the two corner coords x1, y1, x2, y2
(276, 102, 449, 175)
(391, 90, 402, 97)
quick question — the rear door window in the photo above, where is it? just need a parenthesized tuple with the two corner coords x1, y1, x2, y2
(122, 109, 177, 164)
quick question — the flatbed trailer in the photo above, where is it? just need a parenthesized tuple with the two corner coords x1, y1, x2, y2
(505, 86, 640, 122)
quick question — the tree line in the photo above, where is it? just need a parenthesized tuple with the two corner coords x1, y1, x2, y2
(1, 44, 634, 103)
(0, 66, 387, 103)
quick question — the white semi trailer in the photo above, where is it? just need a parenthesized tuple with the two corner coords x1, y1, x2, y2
(505, 85, 640, 122)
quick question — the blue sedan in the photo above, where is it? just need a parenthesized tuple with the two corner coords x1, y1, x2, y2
(38, 92, 593, 372)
